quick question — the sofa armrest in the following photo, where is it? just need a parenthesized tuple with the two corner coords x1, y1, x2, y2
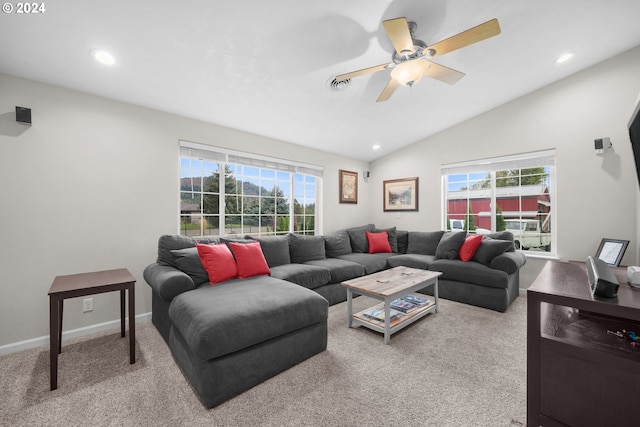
(143, 263, 196, 302)
(490, 251, 527, 275)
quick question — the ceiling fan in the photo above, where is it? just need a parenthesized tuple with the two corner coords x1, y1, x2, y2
(335, 17, 501, 102)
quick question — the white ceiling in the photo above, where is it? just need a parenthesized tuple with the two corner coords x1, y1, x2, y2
(2, 0, 640, 161)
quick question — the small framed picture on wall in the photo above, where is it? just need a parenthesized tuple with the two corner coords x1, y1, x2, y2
(339, 169, 358, 204)
(383, 177, 418, 211)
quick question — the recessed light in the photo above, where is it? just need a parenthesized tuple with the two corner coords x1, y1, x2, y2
(91, 49, 116, 65)
(555, 52, 574, 64)
(372, 144, 381, 150)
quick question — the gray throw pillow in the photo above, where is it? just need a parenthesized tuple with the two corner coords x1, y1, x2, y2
(374, 227, 398, 253)
(324, 230, 352, 258)
(157, 234, 218, 267)
(435, 231, 467, 259)
(485, 231, 515, 252)
(247, 236, 291, 267)
(396, 230, 409, 254)
(346, 224, 375, 253)
(288, 234, 326, 263)
(472, 239, 513, 265)
(408, 231, 445, 255)
(220, 236, 253, 245)
(170, 247, 209, 285)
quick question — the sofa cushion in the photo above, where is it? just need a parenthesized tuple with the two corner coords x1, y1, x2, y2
(157, 234, 218, 267)
(459, 234, 483, 262)
(472, 239, 513, 266)
(387, 253, 436, 270)
(374, 226, 398, 253)
(396, 230, 409, 254)
(485, 231, 516, 252)
(336, 253, 394, 275)
(490, 251, 527, 275)
(435, 232, 467, 259)
(170, 247, 209, 286)
(323, 230, 352, 258)
(269, 263, 331, 290)
(246, 235, 290, 267)
(169, 276, 328, 360)
(220, 236, 253, 246)
(304, 258, 365, 283)
(228, 241, 270, 278)
(407, 231, 444, 255)
(288, 234, 326, 263)
(429, 259, 509, 289)
(346, 224, 375, 253)
(196, 243, 238, 284)
(367, 230, 392, 254)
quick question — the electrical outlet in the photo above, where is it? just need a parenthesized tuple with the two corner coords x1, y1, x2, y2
(82, 298, 93, 313)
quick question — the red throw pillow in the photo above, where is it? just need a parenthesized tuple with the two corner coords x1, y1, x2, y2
(228, 242, 271, 278)
(196, 243, 238, 284)
(458, 234, 483, 262)
(366, 230, 392, 254)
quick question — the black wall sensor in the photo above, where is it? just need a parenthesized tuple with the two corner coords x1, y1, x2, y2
(15, 106, 32, 125)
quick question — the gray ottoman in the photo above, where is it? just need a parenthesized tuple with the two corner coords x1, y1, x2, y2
(168, 276, 328, 408)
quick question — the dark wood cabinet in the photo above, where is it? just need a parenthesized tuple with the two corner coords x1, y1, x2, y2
(527, 261, 640, 427)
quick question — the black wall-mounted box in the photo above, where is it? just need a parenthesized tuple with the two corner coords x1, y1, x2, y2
(15, 106, 32, 125)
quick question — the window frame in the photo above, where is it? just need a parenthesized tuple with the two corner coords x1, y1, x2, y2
(179, 140, 322, 237)
(441, 149, 556, 257)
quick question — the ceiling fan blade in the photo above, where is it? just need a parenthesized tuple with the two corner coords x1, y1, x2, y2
(423, 61, 465, 85)
(424, 19, 501, 58)
(382, 17, 415, 55)
(335, 63, 393, 81)
(376, 78, 399, 102)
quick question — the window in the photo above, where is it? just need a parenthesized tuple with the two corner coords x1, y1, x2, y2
(441, 150, 556, 255)
(179, 141, 322, 237)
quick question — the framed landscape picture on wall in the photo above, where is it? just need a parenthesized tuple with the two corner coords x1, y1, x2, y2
(383, 177, 418, 211)
(339, 169, 358, 204)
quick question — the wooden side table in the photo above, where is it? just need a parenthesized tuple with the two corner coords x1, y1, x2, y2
(48, 268, 136, 390)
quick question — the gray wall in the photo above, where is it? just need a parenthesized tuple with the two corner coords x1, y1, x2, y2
(370, 46, 640, 287)
(0, 73, 370, 347)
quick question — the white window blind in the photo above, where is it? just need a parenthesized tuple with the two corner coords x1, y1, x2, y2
(441, 149, 556, 175)
(179, 140, 323, 177)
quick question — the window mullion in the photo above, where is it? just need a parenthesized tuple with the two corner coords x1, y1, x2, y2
(289, 177, 294, 233)
(220, 164, 226, 234)
(490, 171, 496, 232)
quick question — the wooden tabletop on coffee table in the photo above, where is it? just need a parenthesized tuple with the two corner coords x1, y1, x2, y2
(342, 266, 441, 296)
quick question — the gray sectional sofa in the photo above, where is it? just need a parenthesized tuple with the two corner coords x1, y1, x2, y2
(143, 224, 526, 407)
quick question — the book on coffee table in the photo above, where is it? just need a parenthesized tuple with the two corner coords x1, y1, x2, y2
(362, 307, 404, 323)
(390, 298, 418, 313)
(401, 294, 431, 307)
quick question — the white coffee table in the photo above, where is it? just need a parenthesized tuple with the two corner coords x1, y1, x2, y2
(341, 266, 441, 344)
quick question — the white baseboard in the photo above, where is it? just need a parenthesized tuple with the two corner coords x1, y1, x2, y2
(0, 312, 151, 356)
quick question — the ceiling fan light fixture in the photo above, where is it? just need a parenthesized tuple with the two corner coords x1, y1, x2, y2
(391, 60, 429, 87)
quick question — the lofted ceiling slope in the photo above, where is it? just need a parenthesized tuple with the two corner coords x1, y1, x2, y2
(1, 0, 640, 161)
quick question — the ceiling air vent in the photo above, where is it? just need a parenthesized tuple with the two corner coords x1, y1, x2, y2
(328, 77, 351, 91)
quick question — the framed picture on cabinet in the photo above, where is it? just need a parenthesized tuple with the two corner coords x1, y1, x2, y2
(595, 238, 629, 267)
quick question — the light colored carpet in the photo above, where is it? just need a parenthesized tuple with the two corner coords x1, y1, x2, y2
(0, 295, 527, 426)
